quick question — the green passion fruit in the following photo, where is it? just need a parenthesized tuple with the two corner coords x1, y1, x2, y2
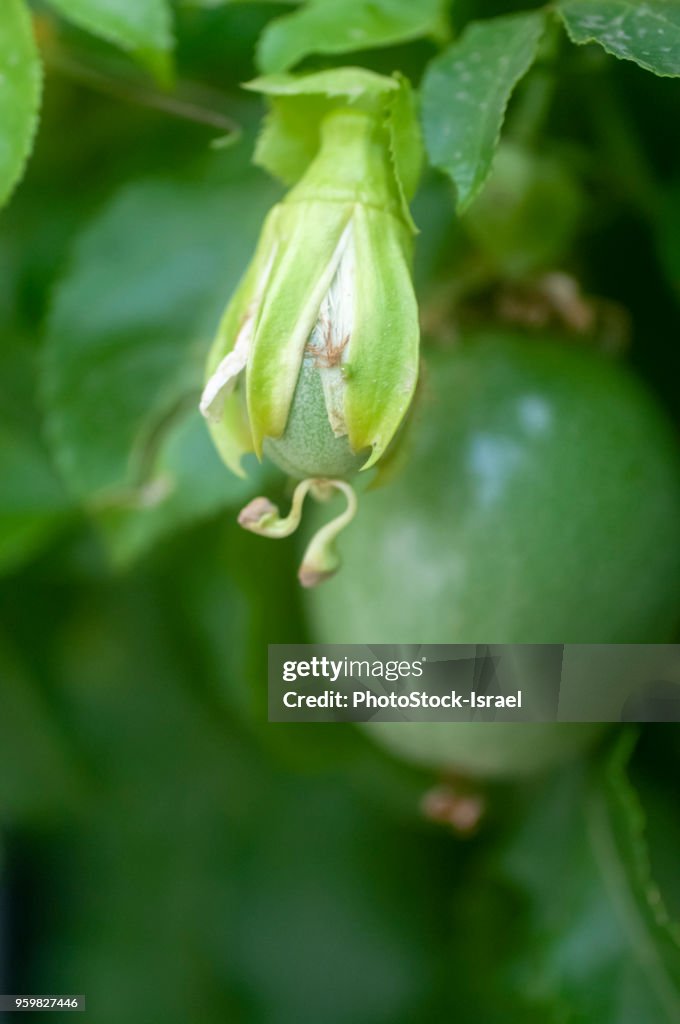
(263, 356, 366, 480)
(305, 330, 680, 778)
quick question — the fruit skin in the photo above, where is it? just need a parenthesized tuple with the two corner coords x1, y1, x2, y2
(306, 331, 680, 777)
(264, 356, 366, 480)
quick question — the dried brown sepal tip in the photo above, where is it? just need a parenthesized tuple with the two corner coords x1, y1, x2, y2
(237, 479, 317, 539)
(238, 497, 278, 531)
(298, 565, 336, 589)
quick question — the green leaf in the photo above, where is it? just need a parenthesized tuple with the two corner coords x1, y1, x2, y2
(473, 737, 680, 1022)
(0, 424, 72, 573)
(588, 733, 680, 1017)
(97, 410, 267, 565)
(0, 637, 84, 821)
(421, 11, 546, 211)
(657, 182, 680, 294)
(44, 0, 174, 81)
(43, 170, 279, 562)
(0, 334, 71, 574)
(256, 0, 448, 74)
(558, 1, 680, 77)
(0, 0, 41, 209)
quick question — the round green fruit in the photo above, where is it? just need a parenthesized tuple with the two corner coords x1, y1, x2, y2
(305, 331, 680, 777)
(264, 357, 365, 480)
(463, 141, 584, 277)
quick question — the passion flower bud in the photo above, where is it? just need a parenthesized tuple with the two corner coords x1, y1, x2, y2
(199, 70, 422, 583)
(200, 105, 419, 480)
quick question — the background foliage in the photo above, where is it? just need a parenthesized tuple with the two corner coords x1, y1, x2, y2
(1, 1, 680, 1021)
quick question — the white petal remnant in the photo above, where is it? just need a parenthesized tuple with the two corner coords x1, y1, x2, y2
(199, 243, 279, 424)
(306, 220, 355, 438)
(199, 322, 250, 423)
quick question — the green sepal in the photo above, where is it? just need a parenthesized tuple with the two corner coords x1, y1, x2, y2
(246, 199, 352, 455)
(344, 204, 419, 468)
(206, 385, 252, 479)
(204, 236, 262, 378)
(246, 68, 400, 102)
(386, 74, 423, 229)
(203, 205, 282, 475)
(204, 264, 255, 477)
(245, 69, 400, 187)
(286, 107, 404, 216)
(249, 93, 335, 189)
(0, 0, 42, 210)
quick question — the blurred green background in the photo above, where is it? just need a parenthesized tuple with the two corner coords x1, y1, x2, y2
(1, 2, 680, 1022)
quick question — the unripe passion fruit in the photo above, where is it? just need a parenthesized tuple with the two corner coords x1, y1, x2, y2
(264, 356, 366, 480)
(305, 331, 680, 777)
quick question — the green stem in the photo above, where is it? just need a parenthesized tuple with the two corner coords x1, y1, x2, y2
(43, 47, 240, 139)
(508, 13, 561, 146)
(587, 73, 660, 220)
